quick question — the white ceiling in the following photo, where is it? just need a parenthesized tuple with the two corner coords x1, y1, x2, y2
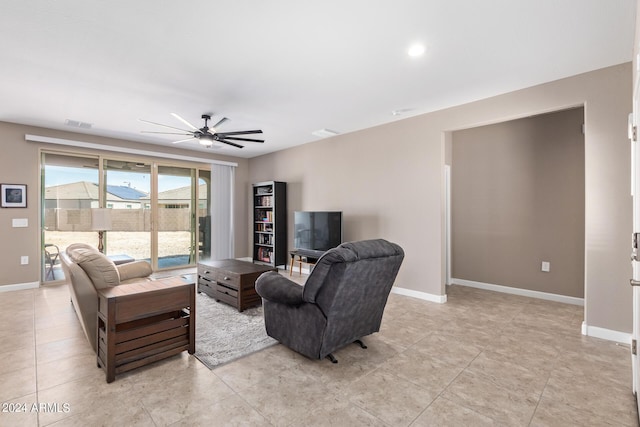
(0, 1, 636, 158)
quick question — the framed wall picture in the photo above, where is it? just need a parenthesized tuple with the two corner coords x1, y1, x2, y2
(1, 184, 27, 208)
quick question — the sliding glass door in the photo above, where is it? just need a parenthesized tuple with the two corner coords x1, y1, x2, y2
(103, 160, 152, 264)
(157, 165, 195, 269)
(198, 170, 212, 260)
(41, 152, 210, 282)
(41, 153, 100, 282)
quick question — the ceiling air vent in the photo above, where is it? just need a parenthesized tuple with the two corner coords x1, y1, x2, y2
(312, 129, 339, 138)
(65, 119, 93, 129)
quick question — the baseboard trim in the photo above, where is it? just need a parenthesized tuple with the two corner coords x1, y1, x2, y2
(582, 321, 631, 344)
(451, 278, 584, 306)
(392, 286, 447, 304)
(0, 281, 40, 293)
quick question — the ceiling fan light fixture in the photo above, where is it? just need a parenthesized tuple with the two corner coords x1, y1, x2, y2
(198, 134, 214, 146)
(141, 113, 263, 149)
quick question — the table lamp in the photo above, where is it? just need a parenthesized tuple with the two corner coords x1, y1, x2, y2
(91, 208, 112, 253)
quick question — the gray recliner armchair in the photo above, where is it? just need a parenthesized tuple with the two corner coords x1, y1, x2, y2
(255, 239, 404, 363)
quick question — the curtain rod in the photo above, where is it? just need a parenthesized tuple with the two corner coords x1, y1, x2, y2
(25, 134, 238, 167)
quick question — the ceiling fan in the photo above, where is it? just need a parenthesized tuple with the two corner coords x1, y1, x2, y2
(139, 113, 264, 149)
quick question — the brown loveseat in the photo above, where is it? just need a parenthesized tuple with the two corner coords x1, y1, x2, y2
(59, 243, 153, 351)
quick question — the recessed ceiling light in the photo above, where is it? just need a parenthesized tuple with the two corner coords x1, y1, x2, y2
(407, 44, 426, 57)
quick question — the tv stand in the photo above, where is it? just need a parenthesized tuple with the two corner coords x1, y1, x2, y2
(292, 248, 324, 258)
(289, 249, 322, 276)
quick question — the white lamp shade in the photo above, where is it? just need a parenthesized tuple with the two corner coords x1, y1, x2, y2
(91, 208, 113, 231)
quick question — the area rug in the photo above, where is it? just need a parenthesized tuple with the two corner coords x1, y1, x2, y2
(194, 293, 277, 370)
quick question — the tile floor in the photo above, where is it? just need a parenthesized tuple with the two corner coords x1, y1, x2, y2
(0, 275, 637, 426)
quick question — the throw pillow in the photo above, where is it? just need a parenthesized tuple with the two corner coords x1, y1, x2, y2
(68, 246, 120, 289)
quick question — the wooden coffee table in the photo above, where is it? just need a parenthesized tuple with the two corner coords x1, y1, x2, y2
(197, 259, 277, 311)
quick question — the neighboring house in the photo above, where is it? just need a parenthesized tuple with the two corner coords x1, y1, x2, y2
(44, 181, 208, 232)
(44, 181, 148, 209)
(105, 184, 149, 209)
(140, 183, 208, 209)
(44, 182, 149, 231)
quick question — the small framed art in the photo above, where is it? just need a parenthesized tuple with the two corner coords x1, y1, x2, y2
(1, 184, 27, 208)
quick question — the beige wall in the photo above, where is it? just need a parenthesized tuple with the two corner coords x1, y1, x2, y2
(0, 121, 249, 287)
(0, 62, 632, 334)
(451, 108, 585, 298)
(249, 63, 632, 333)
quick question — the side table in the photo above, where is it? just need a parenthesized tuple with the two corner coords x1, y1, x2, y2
(96, 275, 195, 383)
(288, 250, 319, 276)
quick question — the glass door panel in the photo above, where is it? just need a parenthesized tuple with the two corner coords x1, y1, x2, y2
(198, 170, 211, 261)
(157, 165, 195, 269)
(104, 160, 151, 262)
(42, 153, 99, 282)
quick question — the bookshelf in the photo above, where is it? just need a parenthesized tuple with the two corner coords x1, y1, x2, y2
(253, 181, 287, 267)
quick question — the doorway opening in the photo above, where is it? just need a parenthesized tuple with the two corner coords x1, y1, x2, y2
(446, 107, 585, 301)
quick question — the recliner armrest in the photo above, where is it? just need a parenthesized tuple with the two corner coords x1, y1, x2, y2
(117, 260, 152, 282)
(255, 271, 304, 306)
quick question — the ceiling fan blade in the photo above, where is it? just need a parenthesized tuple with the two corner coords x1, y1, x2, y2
(211, 117, 228, 129)
(216, 130, 263, 136)
(172, 137, 197, 144)
(218, 139, 244, 149)
(138, 118, 192, 133)
(222, 136, 265, 143)
(171, 113, 199, 131)
(141, 131, 194, 135)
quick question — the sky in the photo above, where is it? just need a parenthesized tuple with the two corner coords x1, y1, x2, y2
(45, 166, 193, 193)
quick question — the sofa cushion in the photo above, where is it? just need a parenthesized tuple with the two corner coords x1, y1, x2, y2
(117, 260, 152, 282)
(68, 246, 120, 289)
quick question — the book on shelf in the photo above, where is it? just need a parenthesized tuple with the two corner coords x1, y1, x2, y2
(255, 223, 273, 232)
(255, 233, 273, 245)
(256, 195, 273, 207)
(257, 247, 273, 263)
(256, 187, 273, 196)
(255, 209, 273, 222)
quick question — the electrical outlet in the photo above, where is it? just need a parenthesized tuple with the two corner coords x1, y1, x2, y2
(20, 256, 29, 265)
(541, 261, 550, 272)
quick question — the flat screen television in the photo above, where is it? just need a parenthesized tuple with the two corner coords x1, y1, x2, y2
(294, 211, 343, 256)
